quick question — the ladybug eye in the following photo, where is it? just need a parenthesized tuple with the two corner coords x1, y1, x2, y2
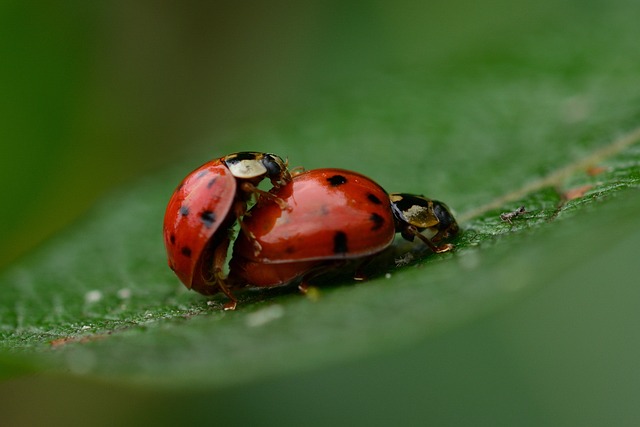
(433, 202, 454, 229)
(431, 201, 459, 238)
(261, 154, 284, 177)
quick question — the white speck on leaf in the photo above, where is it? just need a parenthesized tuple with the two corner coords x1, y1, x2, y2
(245, 305, 285, 328)
(117, 288, 132, 299)
(84, 290, 103, 304)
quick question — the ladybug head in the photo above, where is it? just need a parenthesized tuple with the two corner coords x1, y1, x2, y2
(223, 152, 291, 187)
(261, 153, 292, 187)
(389, 193, 459, 247)
(430, 200, 459, 241)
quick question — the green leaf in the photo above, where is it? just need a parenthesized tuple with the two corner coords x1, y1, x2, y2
(2, 0, 640, 425)
(5, 132, 638, 382)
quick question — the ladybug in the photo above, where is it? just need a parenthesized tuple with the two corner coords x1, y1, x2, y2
(163, 152, 291, 310)
(227, 168, 459, 295)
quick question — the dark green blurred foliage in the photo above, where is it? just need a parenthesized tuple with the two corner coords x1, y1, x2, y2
(0, 1, 323, 266)
(3, 0, 637, 265)
(1, 0, 640, 426)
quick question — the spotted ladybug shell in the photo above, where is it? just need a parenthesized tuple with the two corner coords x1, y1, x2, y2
(233, 168, 396, 263)
(163, 160, 236, 289)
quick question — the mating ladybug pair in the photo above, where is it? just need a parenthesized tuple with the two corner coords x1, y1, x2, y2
(163, 152, 459, 310)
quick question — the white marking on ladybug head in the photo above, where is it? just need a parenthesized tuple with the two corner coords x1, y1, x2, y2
(404, 204, 429, 224)
(227, 159, 267, 179)
(403, 203, 439, 229)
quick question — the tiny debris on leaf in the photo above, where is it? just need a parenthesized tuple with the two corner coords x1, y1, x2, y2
(563, 184, 593, 201)
(586, 165, 607, 176)
(50, 333, 108, 349)
(395, 252, 414, 267)
(84, 290, 103, 304)
(245, 304, 285, 328)
(117, 288, 132, 299)
(500, 206, 527, 224)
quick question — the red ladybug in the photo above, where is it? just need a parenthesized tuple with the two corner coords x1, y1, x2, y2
(227, 168, 459, 294)
(163, 152, 291, 309)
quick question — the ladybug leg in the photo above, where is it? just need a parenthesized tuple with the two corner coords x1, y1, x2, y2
(353, 270, 367, 281)
(297, 260, 348, 293)
(232, 199, 263, 256)
(239, 182, 290, 210)
(296, 266, 325, 295)
(404, 225, 454, 253)
(211, 236, 238, 311)
(259, 190, 290, 210)
(297, 281, 321, 302)
(218, 284, 238, 311)
(353, 257, 376, 281)
(289, 166, 306, 176)
(239, 219, 262, 257)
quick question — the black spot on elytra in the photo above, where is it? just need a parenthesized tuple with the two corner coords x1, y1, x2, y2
(285, 246, 296, 254)
(200, 210, 216, 228)
(181, 247, 192, 257)
(367, 193, 383, 205)
(170, 234, 176, 245)
(327, 175, 347, 186)
(333, 231, 349, 254)
(180, 206, 190, 216)
(369, 213, 385, 230)
(207, 177, 218, 188)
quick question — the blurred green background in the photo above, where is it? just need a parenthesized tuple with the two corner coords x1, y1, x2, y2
(1, 1, 339, 266)
(2, 1, 640, 426)
(1, 0, 604, 266)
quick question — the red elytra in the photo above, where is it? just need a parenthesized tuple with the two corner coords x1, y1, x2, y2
(162, 152, 291, 306)
(228, 168, 396, 287)
(228, 168, 459, 290)
(237, 169, 396, 261)
(164, 160, 236, 292)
